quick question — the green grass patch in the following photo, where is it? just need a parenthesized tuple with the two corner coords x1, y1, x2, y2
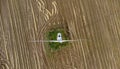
(47, 29, 69, 51)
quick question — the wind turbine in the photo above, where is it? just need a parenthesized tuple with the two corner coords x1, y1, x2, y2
(30, 33, 80, 43)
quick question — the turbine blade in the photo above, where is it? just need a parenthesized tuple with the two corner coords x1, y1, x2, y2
(62, 40, 77, 42)
(29, 40, 58, 42)
(62, 39, 88, 42)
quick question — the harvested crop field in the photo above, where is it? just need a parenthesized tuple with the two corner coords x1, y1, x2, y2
(0, 0, 120, 69)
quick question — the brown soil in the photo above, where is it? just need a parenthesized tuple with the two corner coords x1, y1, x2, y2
(0, 0, 120, 69)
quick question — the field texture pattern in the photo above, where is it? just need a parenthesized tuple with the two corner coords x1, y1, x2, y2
(0, 0, 120, 69)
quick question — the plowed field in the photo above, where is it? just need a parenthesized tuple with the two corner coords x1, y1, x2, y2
(0, 0, 120, 69)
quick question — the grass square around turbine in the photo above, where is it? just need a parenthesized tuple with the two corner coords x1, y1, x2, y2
(47, 29, 69, 50)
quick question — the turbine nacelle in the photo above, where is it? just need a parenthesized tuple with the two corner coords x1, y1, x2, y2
(57, 33, 62, 42)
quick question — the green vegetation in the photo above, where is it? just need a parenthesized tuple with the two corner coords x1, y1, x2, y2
(47, 29, 69, 50)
